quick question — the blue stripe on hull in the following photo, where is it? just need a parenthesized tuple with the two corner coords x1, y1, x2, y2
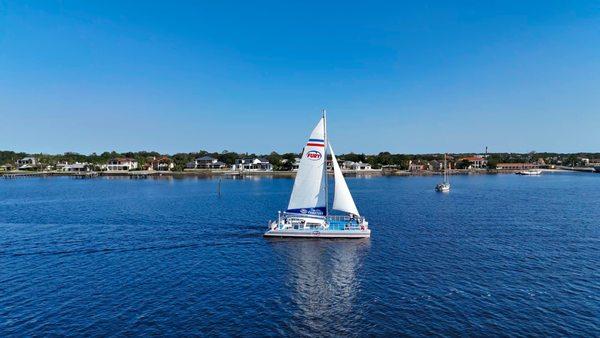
(285, 207, 326, 216)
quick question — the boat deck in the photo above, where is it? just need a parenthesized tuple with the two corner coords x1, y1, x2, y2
(264, 218, 369, 238)
(327, 219, 361, 231)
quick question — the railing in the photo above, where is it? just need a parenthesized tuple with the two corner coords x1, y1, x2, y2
(281, 212, 363, 222)
(326, 215, 365, 223)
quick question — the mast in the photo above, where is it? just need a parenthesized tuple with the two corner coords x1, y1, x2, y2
(323, 109, 328, 216)
(444, 153, 448, 184)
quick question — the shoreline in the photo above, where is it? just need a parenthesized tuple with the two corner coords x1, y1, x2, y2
(1, 168, 593, 179)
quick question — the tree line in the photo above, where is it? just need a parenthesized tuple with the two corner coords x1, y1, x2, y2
(1, 150, 599, 171)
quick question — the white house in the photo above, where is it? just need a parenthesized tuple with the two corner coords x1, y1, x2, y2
(16, 157, 37, 170)
(292, 158, 301, 171)
(106, 158, 138, 171)
(232, 158, 273, 171)
(341, 161, 372, 171)
(64, 162, 92, 172)
(458, 156, 487, 169)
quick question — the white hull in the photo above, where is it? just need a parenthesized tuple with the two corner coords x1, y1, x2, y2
(516, 170, 542, 175)
(264, 228, 371, 238)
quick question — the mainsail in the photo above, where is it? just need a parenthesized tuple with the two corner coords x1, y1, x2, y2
(286, 118, 327, 215)
(329, 144, 360, 216)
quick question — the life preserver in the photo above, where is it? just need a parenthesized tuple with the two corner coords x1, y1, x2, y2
(360, 225, 365, 230)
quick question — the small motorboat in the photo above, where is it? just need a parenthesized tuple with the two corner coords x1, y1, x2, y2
(516, 169, 542, 175)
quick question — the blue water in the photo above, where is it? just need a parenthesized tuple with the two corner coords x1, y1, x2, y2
(1, 173, 599, 336)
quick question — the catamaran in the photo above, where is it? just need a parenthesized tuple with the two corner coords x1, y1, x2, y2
(435, 154, 450, 192)
(264, 111, 370, 238)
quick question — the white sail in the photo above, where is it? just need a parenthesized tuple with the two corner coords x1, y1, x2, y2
(329, 144, 360, 216)
(286, 118, 327, 216)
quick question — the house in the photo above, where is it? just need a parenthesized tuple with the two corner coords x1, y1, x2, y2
(292, 158, 301, 171)
(190, 156, 227, 169)
(458, 156, 487, 169)
(64, 162, 92, 172)
(429, 160, 443, 171)
(232, 158, 273, 171)
(55, 162, 69, 171)
(16, 157, 37, 170)
(341, 161, 355, 170)
(408, 160, 429, 172)
(106, 158, 138, 171)
(0, 164, 14, 171)
(150, 157, 174, 171)
(496, 163, 539, 170)
(588, 159, 600, 167)
(341, 161, 372, 171)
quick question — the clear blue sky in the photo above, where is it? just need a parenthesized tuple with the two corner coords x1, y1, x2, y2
(1, 1, 598, 154)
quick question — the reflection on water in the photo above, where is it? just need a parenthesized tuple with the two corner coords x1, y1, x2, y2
(269, 239, 371, 335)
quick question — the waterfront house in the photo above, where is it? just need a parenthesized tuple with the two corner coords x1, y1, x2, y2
(192, 156, 227, 169)
(150, 157, 174, 171)
(341, 161, 354, 170)
(408, 160, 429, 172)
(292, 158, 301, 171)
(16, 157, 37, 170)
(64, 162, 92, 172)
(55, 162, 69, 171)
(458, 156, 487, 169)
(106, 158, 138, 171)
(0, 164, 14, 171)
(341, 161, 372, 171)
(429, 160, 443, 171)
(588, 159, 600, 167)
(232, 158, 273, 171)
(496, 163, 539, 170)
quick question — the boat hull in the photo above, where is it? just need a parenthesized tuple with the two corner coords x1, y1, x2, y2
(516, 170, 542, 175)
(264, 229, 370, 238)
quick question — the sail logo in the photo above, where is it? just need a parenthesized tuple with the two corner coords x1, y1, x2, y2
(306, 150, 322, 161)
(299, 208, 324, 215)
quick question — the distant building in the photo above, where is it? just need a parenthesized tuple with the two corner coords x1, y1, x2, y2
(16, 157, 37, 170)
(64, 162, 92, 172)
(341, 161, 372, 171)
(0, 164, 14, 171)
(190, 156, 227, 169)
(232, 158, 273, 171)
(106, 158, 138, 171)
(408, 160, 429, 172)
(429, 160, 443, 171)
(292, 158, 301, 171)
(588, 159, 600, 167)
(496, 163, 539, 170)
(150, 157, 174, 171)
(458, 156, 487, 169)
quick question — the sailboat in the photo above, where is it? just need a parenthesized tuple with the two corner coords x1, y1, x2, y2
(264, 111, 370, 238)
(435, 154, 450, 192)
